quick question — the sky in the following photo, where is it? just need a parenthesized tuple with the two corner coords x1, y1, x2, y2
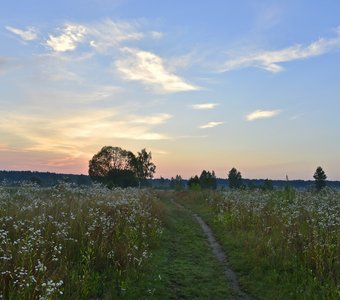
(1, 0, 340, 180)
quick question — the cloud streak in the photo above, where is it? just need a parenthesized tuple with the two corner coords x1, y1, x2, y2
(131, 113, 172, 124)
(246, 109, 281, 121)
(222, 28, 340, 73)
(199, 121, 223, 128)
(116, 48, 199, 93)
(87, 19, 143, 52)
(45, 19, 143, 53)
(6, 26, 38, 41)
(191, 103, 218, 110)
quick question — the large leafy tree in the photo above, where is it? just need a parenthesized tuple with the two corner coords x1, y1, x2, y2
(89, 146, 137, 187)
(89, 146, 156, 188)
(228, 167, 243, 189)
(313, 166, 327, 191)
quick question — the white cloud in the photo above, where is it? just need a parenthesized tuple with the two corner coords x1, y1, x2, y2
(116, 48, 199, 93)
(191, 103, 218, 110)
(6, 26, 38, 41)
(131, 113, 172, 124)
(199, 121, 223, 129)
(222, 29, 340, 73)
(46, 24, 87, 52)
(29, 86, 121, 103)
(0, 107, 171, 159)
(46, 19, 143, 53)
(153, 149, 169, 155)
(129, 133, 168, 140)
(246, 109, 281, 121)
(87, 19, 143, 52)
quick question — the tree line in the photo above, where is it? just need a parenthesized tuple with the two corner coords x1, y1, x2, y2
(88, 146, 329, 192)
(186, 166, 328, 192)
(0, 171, 91, 186)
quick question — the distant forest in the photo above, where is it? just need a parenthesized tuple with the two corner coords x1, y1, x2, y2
(0, 170, 92, 187)
(1, 170, 340, 190)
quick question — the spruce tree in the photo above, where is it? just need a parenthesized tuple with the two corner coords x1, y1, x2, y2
(313, 166, 327, 191)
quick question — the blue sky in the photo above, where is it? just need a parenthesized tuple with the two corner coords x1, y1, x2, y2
(1, 0, 340, 179)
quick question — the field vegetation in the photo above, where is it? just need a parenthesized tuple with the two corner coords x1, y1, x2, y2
(0, 182, 162, 299)
(177, 187, 340, 299)
(1, 179, 339, 299)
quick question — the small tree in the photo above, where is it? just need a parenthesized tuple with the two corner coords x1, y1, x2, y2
(187, 175, 201, 191)
(261, 178, 273, 191)
(228, 167, 242, 189)
(199, 170, 217, 189)
(132, 148, 156, 188)
(313, 166, 327, 191)
(170, 175, 184, 191)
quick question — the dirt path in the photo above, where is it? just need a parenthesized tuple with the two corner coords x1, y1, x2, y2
(171, 199, 252, 300)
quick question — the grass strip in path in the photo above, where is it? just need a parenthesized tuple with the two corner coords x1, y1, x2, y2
(133, 191, 233, 299)
(170, 197, 252, 300)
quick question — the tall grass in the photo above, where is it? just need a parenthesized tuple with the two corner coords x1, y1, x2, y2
(0, 182, 162, 299)
(178, 188, 340, 299)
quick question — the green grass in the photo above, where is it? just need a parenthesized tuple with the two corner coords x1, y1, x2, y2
(176, 190, 340, 300)
(4, 183, 337, 299)
(1, 184, 234, 299)
(0, 183, 162, 299)
(125, 191, 233, 299)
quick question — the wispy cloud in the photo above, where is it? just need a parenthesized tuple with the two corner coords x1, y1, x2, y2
(222, 28, 340, 73)
(46, 19, 143, 53)
(150, 31, 163, 39)
(6, 26, 38, 41)
(153, 149, 169, 155)
(87, 19, 143, 52)
(28, 86, 121, 103)
(254, 4, 282, 31)
(46, 24, 87, 52)
(116, 48, 199, 93)
(246, 109, 281, 121)
(0, 107, 171, 161)
(290, 113, 305, 120)
(199, 121, 223, 129)
(191, 103, 218, 110)
(131, 113, 172, 124)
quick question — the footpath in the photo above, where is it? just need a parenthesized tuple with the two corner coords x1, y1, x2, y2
(145, 192, 251, 299)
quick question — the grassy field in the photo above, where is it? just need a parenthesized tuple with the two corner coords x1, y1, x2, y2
(146, 191, 233, 299)
(0, 183, 232, 299)
(1, 183, 339, 299)
(176, 188, 340, 299)
(0, 183, 162, 299)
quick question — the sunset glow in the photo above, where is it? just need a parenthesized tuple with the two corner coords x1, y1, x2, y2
(1, 1, 340, 180)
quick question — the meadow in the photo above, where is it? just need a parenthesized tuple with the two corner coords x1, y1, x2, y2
(0, 182, 162, 299)
(177, 187, 340, 299)
(1, 182, 339, 299)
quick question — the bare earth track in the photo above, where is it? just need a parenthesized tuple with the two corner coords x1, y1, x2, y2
(171, 198, 252, 300)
